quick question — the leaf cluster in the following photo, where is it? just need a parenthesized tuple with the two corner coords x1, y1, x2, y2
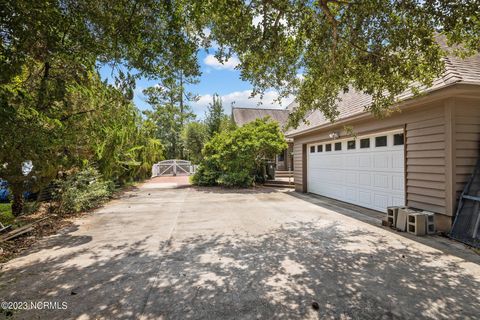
(192, 118, 287, 187)
(200, 0, 479, 127)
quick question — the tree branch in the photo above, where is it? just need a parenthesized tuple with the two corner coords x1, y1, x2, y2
(60, 108, 98, 121)
(319, 0, 339, 60)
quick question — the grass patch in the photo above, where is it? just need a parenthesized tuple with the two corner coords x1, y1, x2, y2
(0, 202, 14, 226)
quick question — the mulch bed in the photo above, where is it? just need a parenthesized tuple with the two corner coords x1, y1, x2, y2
(0, 205, 79, 263)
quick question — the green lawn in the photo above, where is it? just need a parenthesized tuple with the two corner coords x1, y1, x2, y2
(0, 203, 14, 226)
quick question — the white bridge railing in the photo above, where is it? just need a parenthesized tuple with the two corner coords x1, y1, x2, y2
(152, 159, 197, 177)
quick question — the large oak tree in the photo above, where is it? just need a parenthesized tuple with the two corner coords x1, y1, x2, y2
(199, 0, 479, 124)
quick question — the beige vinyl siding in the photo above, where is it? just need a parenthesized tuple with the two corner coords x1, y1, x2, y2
(454, 99, 480, 204)
(289, 87, 480, 230)
(405, 115, 447, 214)
(293, 101, 449, 212)
(293, 143, 303, 189)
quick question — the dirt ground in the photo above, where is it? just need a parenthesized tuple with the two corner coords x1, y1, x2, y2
(0, 177, 479, 319)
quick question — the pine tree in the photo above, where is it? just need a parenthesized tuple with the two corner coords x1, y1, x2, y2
(205, 94, 225, 138)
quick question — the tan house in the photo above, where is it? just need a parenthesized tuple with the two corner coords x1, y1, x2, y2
(286, 52, 480, 232)
(232, 107, 294, 171)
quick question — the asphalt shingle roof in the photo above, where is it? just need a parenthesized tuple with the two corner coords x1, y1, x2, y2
(286, 44, 480, 136)
(232, 107, 290, 129)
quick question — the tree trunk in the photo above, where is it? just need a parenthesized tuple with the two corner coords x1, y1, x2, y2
(11, 185, 24, 217)
(179, 72, 184, 159)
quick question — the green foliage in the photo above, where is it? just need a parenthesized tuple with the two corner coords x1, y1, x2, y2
(1, 0, 193, 215)
(205, 94, 230, 137)
(201, 0, 480, 126)
(1, 0, 478, 214)
(1, 0, 201, 84)
(89, 96, 165, 184)
(182, 122, 208, 164)
(182, 94, 234, 165)
(143, 73, 197, 159)
(0, 203, 14, 226)
(192, 118, 287, 187)
(54, 167, 114, 214)
(0, 66, 163, 215)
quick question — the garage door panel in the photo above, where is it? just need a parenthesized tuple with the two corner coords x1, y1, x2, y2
(373, 174, 389, 188)
(374, 194, 389, 209)
(307, 130, 405, 212)
(392, 152, 404, 170)
(345, 188, 357, 201)
(345, 155, 358, 168)
(374, 154, 389, 168)
(345, 172, 357, 185)
(358, 191, 373, 206)
(392, 195, 405, 205)
(359, 173, 371, 186)
(359, 155, 371, 168)
(392, 176, 404, 191)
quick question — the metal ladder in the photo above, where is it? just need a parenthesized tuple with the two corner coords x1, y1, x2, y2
(450, 158, 480, 247)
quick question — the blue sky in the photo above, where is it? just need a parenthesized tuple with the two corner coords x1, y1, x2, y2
(99, 50, 293, 119)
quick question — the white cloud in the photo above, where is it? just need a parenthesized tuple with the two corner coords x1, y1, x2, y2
(191, 89, 295, 116)
(252, 15, 263, 27)
(252, 14, 288, 31)
(203, 54, 240, 70)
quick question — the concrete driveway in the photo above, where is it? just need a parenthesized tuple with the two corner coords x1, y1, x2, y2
(1, 177, 479, 319)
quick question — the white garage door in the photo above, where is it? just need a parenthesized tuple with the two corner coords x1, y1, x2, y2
(307, 130, 405, 212)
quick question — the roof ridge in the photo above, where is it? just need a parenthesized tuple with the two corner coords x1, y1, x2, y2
(232, 106, 289, 111)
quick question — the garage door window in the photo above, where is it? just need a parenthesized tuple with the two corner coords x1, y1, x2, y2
(335, 142, 342, 151)
(326, 144, 332, 151)
(310, 146, 315, 153)
(347, 140, 356, 150)
(394, 133, 404, 145)
(360, 138, 370, 148)
(375, 136, 387, 147)
(317, 145, 323, 152)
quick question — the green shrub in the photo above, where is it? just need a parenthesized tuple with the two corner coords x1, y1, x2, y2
(192, 118, 287, 187)
(54, 167, 114, 214)
(0, 203, 14, 226)
(217, 171, 253, 187)
(191, 160, 219, 186)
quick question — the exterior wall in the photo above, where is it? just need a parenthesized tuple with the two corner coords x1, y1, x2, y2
(454, 97, 480, 208)
(405, 110, 447, 215)
(287, 142, 294, 171)
(293, 143, 304, 189)
(291, 92, 480, 231)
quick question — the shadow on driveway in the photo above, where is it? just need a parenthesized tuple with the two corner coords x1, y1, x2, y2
(288, 191, 480, 266)
(1, 220, 479, 319)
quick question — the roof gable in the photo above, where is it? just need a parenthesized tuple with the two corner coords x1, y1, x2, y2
(232, 107, 290, 129)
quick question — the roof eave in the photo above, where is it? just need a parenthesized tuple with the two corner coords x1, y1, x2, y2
(286, 81, 480, 138)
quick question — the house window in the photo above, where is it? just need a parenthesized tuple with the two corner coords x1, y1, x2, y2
(317, 145, 323, 152)
(310, 146, 315, 153)
(375, 136, 387, 147)
(394, 133, 404, 146)
(347, 140, 356, 150)
(360, 138, 370, 148)
(278, 153, 285, 161)
(326, 144, 332, 151)
(334, 142, 342, 151)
